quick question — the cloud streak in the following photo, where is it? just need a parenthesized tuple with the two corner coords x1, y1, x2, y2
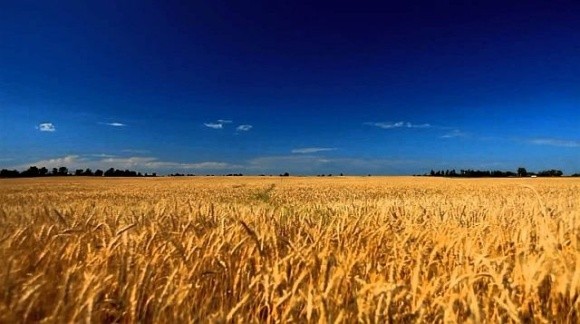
(236, 125, 253, 131)
(529, 138, 580, 147)
(37, 123, 56, 132)
(204, 122, 223, 129)
(291, 147, 336, 154)
(204, 119, 234, 129)
(440, 130, 467, 139)
(365, 121, 431, 129)
(101, 122, 127, 127)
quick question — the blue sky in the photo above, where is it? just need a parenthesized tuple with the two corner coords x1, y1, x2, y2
(1, 1, 579, 175)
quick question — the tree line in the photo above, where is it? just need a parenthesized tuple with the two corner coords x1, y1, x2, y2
(425, 167, 575, 178)
(2, 165, 579, 178)
(0, 166, 157, 178)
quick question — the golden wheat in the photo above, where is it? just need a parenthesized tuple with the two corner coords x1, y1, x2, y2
(0, 176, 578, 322)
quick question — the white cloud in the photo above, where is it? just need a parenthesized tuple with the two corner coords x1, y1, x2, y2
(101, 122, 126, 127)
(91, 153, 116, 158)
(441, 130, 467, 139)
(204, 119, 234, 130)
(37, 123, 56, 132)
(407, 122, 432, 128)
(135, 160, 235, 170)
(14, 155, 84, 169)
(365, 121, 431, 129)
(236, 125, 253, 131)
(204, 123, 223, 129)
(530, 138, 580, 147)
(96, 157, 239, 170)
(365, 121, 404, 129)
(12, 155, 240, 173)
(291, 147, 336, 154)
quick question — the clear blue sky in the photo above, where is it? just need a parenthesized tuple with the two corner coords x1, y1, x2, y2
(1, 1, 579, 175)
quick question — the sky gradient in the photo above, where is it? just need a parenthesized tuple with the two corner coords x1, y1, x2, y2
(1, 1, 579, 175)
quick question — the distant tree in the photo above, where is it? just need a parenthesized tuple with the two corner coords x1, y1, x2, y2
(39, 167, 48, 176)
(52, 168, 58, 176)
(58, 167, 69, 176)
(124, 170, 137, 177)
(0, 169, 20, 178)
(537, 169, 563, 177)
(75, 169, 84, 176)
(22, 166, 40, 177)
(104, 168, 115, 177)
(517, 167, 528, 177)
(280, 172, 290, 177)
(83, 168, 94, 176)
(94, 169, 104, 177)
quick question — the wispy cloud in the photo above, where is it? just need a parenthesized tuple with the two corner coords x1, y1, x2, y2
(204, 119, 234, 129)
(95, 157, 239, 170)
(37, 122, 56, 132)
(441, 130, 467, 139)
(15, 155, 83, 169)
(529, 138, 580, 147)
(12, 155, 241, 173)
(236, 124, 253, 131)
(291, 147, 336, 154)
(100, 122, 127, 127)
(91, 153, 116, 158)
(365, 121, 431, 129)
(204, 122, 223, 129)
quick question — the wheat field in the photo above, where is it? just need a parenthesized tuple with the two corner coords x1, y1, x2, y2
(0, 176, 578, 323)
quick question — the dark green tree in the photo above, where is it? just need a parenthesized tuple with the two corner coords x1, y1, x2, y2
(22, 166, 40, 177)
(58, 167, 69, 176)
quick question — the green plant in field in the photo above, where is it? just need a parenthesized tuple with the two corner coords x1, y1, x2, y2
(252, 184, 276, 203)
